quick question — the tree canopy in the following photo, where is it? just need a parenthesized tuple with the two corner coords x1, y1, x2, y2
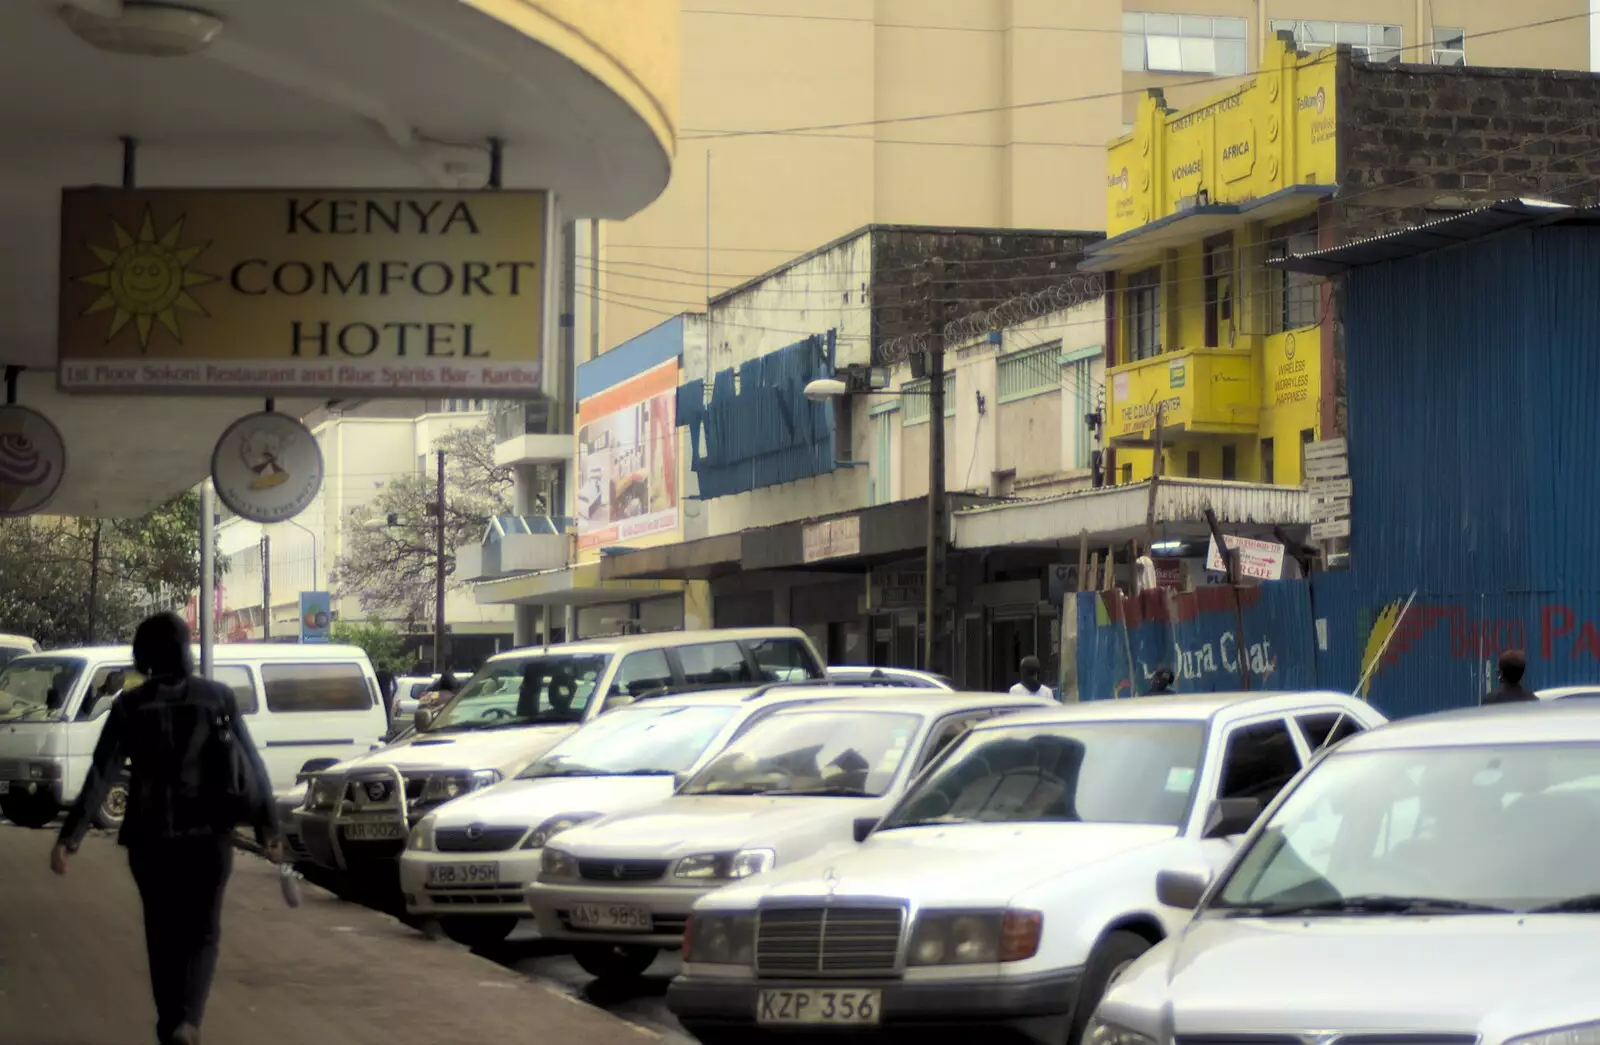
(0, 490, 215, 647)
(331, 423, 513, 627)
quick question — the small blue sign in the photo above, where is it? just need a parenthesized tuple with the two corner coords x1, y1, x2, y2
(299, 591, 332, 643)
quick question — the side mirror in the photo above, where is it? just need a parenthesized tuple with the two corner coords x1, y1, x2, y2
(1155, 869, 1211, 910)
(413, 707, 436, 734)
(852, 817, 879, 844)
(1202, 797, 1262, 840)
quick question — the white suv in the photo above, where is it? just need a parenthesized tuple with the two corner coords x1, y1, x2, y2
(530, 692, 1054, 981)
(667, 692, 1386, 1045)
(294, 628, 825, 879)
(399, 684, 878, 948)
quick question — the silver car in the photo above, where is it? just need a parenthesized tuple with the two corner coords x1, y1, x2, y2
(1093, 700, 1600, 1045)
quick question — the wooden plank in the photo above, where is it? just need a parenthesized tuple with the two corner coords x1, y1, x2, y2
(1311, 519, 1352, 540)
(1304, 437, 1347, 460)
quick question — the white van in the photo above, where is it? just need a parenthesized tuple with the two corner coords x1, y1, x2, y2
(0, 634, 39, 668)
(0, 643, 389, 830)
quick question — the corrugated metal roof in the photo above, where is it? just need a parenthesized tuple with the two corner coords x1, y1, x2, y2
(952, 477, 1310, 549)
(1270, 199, 1580, 275)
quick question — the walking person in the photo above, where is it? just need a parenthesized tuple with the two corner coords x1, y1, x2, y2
(1009, 655, 1057, 700)
(1484, 649, 1537, 704)
(49, 611, 279, 1045)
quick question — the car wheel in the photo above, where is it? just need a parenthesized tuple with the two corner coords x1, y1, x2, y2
(573, 943, 659, 981)
(439, 915, 518, 950)
(92, 775, 130, 830)
(1067, 930, 1154, 1045)
(0, 791, 59, 829)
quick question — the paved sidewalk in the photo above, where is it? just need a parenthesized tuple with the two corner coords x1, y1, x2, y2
(0, 826, 662, 1045)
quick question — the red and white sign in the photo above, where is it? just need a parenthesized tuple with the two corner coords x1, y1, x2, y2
(1205, 535, 1285, 581)
(60, 360, 541, 394)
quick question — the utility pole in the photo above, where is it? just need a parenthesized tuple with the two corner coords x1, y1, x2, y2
(260, 533, 272, 640)
(434, 449, 448, 674)
(923, 259, 949, 676)
(85, 519, 102, 644)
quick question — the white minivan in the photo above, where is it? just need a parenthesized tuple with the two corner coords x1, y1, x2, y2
(0, 634, 40, 668)
(0, 643, 389, 830)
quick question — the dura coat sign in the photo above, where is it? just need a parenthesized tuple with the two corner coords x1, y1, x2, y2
(57, 189, 550, 398)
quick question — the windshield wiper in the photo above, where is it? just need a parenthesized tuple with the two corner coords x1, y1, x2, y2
(1242, 894, 1511, 917)
(1529, 893, 1600, 914)
(763, 785, 874, 797)
(688, 784, 781, 795)
(530, 768, 676, 779)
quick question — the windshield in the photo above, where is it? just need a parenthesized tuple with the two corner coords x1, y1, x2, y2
(881, 720, 1206, 829)
(0, 657, 86, 723)
(681, 710, 922, 797)
(1215, 741, 1600, 915)
(519, 704, 740, 779)
(429, 654, 609, 732)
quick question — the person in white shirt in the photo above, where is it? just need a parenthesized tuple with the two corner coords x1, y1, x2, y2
(1009, 655, 1056, 700)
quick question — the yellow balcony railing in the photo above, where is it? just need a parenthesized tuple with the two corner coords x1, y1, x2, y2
(1106, 347, 1259, 445)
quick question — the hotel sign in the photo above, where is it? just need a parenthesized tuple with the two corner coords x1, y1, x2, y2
(57, 189, 551, 397)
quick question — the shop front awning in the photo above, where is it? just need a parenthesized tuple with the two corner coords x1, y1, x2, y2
(951, 477, 1311, 550)
(473, 562, 685, 608)
(598, 534, 744, 582)
(1082, 184, 1336, 273)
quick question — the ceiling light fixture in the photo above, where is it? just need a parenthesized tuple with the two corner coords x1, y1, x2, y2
(59, 1, 224, 57)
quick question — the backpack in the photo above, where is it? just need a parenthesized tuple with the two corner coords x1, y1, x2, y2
(127, 677, 265, 838)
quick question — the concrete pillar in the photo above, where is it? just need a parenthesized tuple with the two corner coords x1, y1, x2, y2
(513, 463, 539, 515)
(514, 603, 538, 647)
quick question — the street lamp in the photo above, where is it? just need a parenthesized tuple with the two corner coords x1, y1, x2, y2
(803, 366, 945, 674)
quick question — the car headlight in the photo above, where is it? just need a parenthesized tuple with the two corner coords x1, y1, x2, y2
(684, 911, 756, 966)
(908, 909, 1042, 966)
(311, 777, 343, 809)
(422, 769, 501, 802)
(1084, 1018, 1158, 1045)
(523, 813, 600, 850)
(1507, 1021, 1600, 1045)
(407, 817, 436, 852)
(541, 847, 579, 879)
(674, 849, 776, 881)
(26, 763, 59, 781)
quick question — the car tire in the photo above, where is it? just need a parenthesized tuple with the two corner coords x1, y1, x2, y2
(0, 791, 59, 829)
(439, 915, 518, 950)
(91, 774, 130, 830)
(573, 943, 659, 982)
(1068, 930, 1154, 1045)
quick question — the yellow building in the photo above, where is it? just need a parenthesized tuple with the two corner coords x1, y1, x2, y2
(1092, 37, 1337, 487)
(586, 1, 1589, 356)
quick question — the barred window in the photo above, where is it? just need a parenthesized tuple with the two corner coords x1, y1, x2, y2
(997, 343, 1061, 404)
(902, 374, 955, 426)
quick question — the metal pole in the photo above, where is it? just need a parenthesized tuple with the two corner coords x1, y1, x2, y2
(85, 520, 102, 644)
(261, 533, 272, 641)
(200, 483, 215, 679)
(434, 449, 447, 673)
(923, 303, 946, 676)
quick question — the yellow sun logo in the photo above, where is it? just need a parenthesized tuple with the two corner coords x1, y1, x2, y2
(76, 207, 217, 350)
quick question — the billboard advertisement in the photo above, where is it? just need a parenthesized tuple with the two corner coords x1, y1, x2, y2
(576, 360, 679, 551)
(57, 189, 548, 397)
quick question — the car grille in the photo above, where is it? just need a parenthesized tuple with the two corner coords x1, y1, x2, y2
(427, 889, 525, 906)
(435, 826, 526, 852)
(756, 906, 906, 976)
(577, 858, 669, 882)
(1178, 1036, 1479, 1045)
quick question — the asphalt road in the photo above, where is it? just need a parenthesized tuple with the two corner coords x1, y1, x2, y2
(491, 925, 694, 1044)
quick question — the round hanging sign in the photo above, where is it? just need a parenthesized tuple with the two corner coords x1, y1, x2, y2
(211, 411, 323, 523)
(0, 405, 67, 517)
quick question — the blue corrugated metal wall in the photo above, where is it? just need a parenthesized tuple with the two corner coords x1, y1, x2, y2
(677, 331, 837, 499)
(1074, 585, 1318, 701)
(1074, 225, 1600, 719)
